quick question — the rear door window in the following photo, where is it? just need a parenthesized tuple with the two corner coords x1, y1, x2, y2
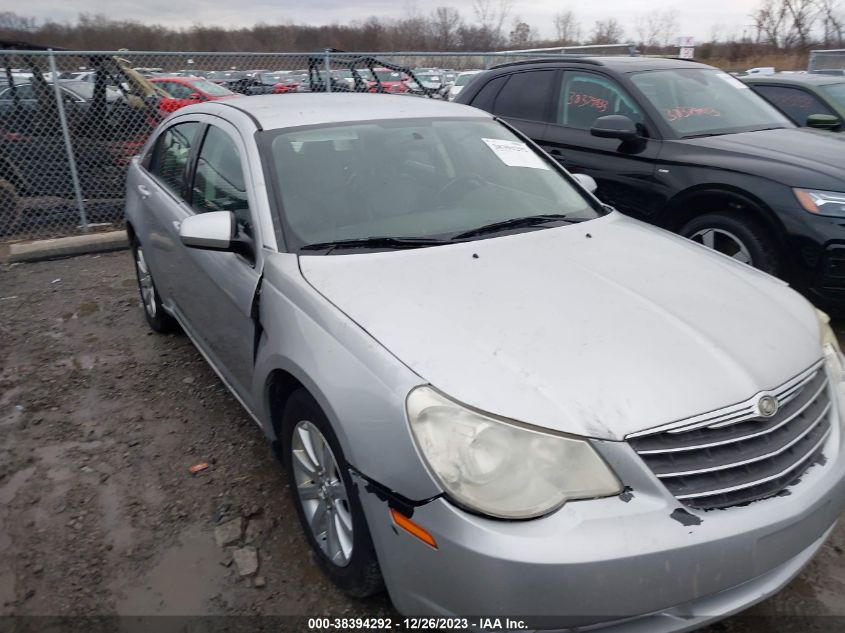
(557, 71, 643, 130)
(492, 71, 555, 122)
(151, 121, 200, 198)
(752, 85, 836, 124)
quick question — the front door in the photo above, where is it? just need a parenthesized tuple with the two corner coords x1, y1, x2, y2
(167, 120, 262, 403)
(540, 70, 663, 220)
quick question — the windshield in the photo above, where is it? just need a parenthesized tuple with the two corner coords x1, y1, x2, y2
(821, 83, 845, 107)
(375, 70, 403, 82)
(189, 78, 235, 96)
(455, 73, 477, 87)
(630, 68, 792, 137)
(418, 74, 442, 84)
(262, 118, 602, 252)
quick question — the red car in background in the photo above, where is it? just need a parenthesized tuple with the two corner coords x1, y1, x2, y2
(150, 76, 241, 113)
(367, 68, 409, 93)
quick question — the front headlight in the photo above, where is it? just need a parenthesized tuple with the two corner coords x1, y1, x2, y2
(406, 386, 622, 519)
(818, 309, 844, 381)
(795, 189, 845, 217)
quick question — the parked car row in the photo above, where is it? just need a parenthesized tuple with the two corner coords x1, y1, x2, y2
(127, 90, 845, 631)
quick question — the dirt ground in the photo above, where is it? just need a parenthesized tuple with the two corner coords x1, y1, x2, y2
(2, 250, 845, 632)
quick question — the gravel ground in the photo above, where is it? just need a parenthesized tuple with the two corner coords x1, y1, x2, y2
(1, 250, 845, 632)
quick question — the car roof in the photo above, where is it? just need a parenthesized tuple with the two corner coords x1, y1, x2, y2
(742, 72, 844, 86)
(490, 55, 709, 73)
(203, 93, 490, 130)
(151, 76, 200, 81)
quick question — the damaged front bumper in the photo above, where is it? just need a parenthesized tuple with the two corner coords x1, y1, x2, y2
(354, 433, 845, 629)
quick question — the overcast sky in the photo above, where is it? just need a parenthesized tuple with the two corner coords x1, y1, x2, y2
(8, 0, 763, 42)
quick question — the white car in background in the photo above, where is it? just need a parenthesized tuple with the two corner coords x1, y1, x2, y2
(447, 70, 483, 100)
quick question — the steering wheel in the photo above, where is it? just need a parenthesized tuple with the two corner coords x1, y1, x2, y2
(436, 175, 485, 205)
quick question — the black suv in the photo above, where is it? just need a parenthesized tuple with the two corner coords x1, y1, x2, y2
(456, 57, 845, 313)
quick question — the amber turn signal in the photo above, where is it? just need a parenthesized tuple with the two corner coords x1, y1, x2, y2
(390, 508, 438, 549)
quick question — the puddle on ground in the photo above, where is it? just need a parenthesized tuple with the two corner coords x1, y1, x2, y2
(0, 467, 35, 505)
(111, 524, 224, 616)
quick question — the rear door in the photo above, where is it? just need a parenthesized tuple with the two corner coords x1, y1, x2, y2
(540, 69, 662, 219)
(487, 69, 556, 141)
(134, 119, 202, 299)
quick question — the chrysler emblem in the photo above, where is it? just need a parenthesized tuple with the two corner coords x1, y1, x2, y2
(757, 395, 779, 418)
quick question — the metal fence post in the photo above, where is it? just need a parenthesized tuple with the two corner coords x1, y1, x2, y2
(324, 49, 332, 93)
(48, 49, 88, 232)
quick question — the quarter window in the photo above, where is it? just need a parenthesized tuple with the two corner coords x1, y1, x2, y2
(493, 71, 555, 122)
(151, 121, 200, 197)
(751, 85, 835, 125)
(558, 72, 643, 130)
(191, 126, 252, 235)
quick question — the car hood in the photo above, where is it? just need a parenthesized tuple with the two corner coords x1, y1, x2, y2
(677, 128, 845, 188)
(299, 213, 820, 440)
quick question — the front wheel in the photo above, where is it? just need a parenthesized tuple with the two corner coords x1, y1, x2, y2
(282, 390, 383, 598)
(680, 212, 780, 274)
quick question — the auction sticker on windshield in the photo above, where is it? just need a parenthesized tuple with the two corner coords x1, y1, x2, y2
(482, 138, 549, 170)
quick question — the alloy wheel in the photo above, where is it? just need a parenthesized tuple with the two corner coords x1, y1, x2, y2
(688, 227, 753, 265)
(291, 420, 354, 567)
(135, 246, 157, 318)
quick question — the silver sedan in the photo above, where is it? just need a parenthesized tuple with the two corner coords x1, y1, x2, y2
(125, 93, 845, 629)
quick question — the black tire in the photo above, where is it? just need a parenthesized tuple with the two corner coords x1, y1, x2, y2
(131, 238, 177, 333)
(0, 178, 21, 237)
(281, 390, 384, 598)
(680, 212, 780, 275)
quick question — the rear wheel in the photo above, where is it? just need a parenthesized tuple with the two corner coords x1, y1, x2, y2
(131, 239, 177, 333)
(282, 390, 383, 598)
(680, 212, 780, 274)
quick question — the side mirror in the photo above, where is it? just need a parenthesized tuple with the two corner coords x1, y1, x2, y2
(590, 115, 640, 142)
(807, 114, 841, 130)
(572, 173, 598, 194)
(188, 92, 204, 101)
(179, 211, 252, 258)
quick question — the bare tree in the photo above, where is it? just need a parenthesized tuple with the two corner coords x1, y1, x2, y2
(815, 0, 843, 46)
(553, 10, 581, 45)
(590, 18, 625, 45)
(430, 7, 462, 50)
(751, 0, 794, 49)
(473, 0, 513, 46)
(636, 9, 679, 48)
(785, 0, 818, 49)
(508, 19, 536, 48)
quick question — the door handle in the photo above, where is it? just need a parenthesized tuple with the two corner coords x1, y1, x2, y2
(137, 184, 151, 198)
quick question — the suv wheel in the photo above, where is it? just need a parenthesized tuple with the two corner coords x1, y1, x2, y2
(131, 239, 177, 333)
(282, 390, 383, 598)
(680, 212, 779, 274)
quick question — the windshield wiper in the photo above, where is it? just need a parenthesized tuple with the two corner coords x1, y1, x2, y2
(300, 236, 453, 253)
(452, 214, 578, 240)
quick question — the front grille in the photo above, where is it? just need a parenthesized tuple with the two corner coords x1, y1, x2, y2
(628, 361, 833, 510)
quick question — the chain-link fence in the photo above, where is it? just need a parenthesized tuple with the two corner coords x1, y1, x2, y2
(0, 45, 636, 243)
(808, 49, 845, 74)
